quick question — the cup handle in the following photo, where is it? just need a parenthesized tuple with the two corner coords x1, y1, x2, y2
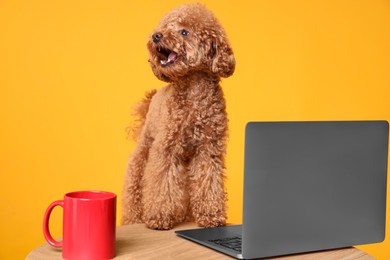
(43, 200, 64, 248)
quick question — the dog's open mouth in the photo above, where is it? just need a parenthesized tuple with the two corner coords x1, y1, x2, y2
(157, 47, 178, 66)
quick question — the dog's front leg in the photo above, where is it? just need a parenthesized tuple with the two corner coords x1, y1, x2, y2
(121, 133, 152, 225)
(141, 141, 188, 230)
(189, 149, 227, 227)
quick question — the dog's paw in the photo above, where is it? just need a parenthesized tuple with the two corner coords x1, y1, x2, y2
(121, 207, 143, 225)
(195, 213, 226, 228)
(143, 213, 175, 230)
(121, 215, 143, 225)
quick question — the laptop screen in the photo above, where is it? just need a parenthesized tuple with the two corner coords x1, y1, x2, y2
(242, 121, 388, 259)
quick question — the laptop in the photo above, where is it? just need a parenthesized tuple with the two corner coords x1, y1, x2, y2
(176, 121, 389, 259)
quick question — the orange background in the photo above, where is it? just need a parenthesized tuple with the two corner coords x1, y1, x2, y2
(1, 0, 389, 259)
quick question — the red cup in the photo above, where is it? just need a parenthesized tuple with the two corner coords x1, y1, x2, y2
(43, 191, 116, 260)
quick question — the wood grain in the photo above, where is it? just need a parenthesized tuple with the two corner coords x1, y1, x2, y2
(26, 223, 374, 260)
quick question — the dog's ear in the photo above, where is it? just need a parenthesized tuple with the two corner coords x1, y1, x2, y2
(210, 35, 235, 78)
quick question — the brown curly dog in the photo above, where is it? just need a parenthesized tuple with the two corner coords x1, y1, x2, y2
(122, 3, 235, 230)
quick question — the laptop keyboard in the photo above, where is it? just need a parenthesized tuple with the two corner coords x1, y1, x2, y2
(208, 236, 242, 252)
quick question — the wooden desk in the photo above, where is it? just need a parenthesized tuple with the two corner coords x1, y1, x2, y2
(27, 223, 374, 259)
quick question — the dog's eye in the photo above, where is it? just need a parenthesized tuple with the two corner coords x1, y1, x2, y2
(180, 29, 189, 36)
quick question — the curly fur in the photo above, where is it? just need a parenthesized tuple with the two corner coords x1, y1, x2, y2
(122, 3, 235, 230)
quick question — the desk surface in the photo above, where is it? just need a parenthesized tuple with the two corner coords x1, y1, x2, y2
(27, 223, 374, 260)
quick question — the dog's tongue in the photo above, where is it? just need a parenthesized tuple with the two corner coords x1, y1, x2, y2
(160, 51, 177, 66)
(167, 52, 177, 63)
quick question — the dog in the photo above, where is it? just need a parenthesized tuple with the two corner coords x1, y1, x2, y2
(122, 3, 235, 230)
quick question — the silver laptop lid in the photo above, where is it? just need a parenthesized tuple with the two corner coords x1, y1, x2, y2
(242, 121, 388, 259)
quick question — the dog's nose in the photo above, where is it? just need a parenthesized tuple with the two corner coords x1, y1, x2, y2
(152, 32, 163, 43)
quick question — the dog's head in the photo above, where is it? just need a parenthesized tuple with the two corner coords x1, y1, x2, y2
(147, 3, 235, 82)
